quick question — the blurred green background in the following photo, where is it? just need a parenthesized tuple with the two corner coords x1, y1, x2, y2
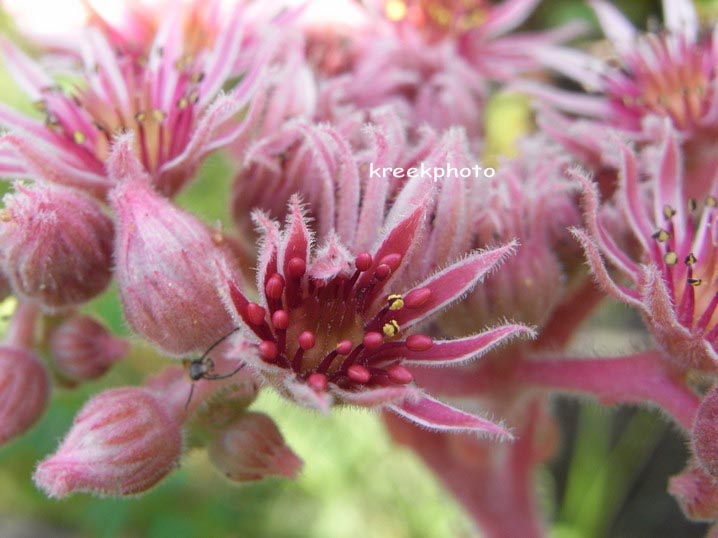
(0, 1, 717, 537)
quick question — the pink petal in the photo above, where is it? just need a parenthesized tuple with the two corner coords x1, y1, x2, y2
(481, 0, 540, 39)
(589, 1, 637, 50)
(332, 385, 419, 407)
(400, 325, 536, 366)
(389, 394, 512, 439)
(663, 0, 698, 41)
(393, 242, 517, 331)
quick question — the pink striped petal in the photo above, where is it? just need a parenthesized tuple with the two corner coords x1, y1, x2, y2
(389, 394, 512, 439)
(393, 242, 517, 330)
(332, 385, 419, 407)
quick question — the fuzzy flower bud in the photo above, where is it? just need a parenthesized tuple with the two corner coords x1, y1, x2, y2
(207, 412, 302, 482)
(0, 182, 113, 310)
(669, 464, 718, 522)
(109, 141, 238, 356)
(49, 315, 129, 381)
(34, 387, 182, 498)
(693, 386, 718, 477)
(0, 345, 50, 446)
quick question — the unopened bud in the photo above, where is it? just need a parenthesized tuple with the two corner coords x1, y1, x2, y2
(49, 315, 129, 381)
(110, 178, 236, 356)
(0, 182, 113, 310)
(207, 412, 302, 482)
(34, 387, 182, 498)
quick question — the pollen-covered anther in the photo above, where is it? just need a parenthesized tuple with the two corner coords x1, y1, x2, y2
(246, 303, 266, 326)
(152, 109, 166, 122)
(652, 229, 670, 242)
(259, 341, 279, 361)
(336, 340, 353, 355)
(688, 278, 703, 287)
(685, 253, 697, 266)
(307, 372, 328, 391)
(271, 310, 289, 330)
(387, 365, 413, 384)
(707, 196, 717, 207)
(286, 257, 307, 279)
(382, 320, 400, 337)
(363, 332, 384, 350)
(664, 252, 678, 266)
(405, 334, 433, 351)
(387, 294, 404, 310)
(355, 252, 373, 272)
(134, 111, 147, 123)
(403, 288, 432, 308)
(347, 365, 371, 384)
(298, 331, 316, 351)
(72, 131, 86, 144)
(689, 198, 698, 212)
(663, 205, 677, 219)
(265, 274, 285, 300)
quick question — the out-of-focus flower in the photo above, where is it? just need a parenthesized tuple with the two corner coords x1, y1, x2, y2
(109, 135, 238, 356)
(220, 180, 533, 436)
(0, 1, 268, 197)
(525, 0, 718, 195)
(669, 462, 718, 522)
(0, 181, 113, 310)
(207, 411, 302, 482)
(573, 126, 718, 372)
(49, 315, 129, 381)
(33, 386, 182, 498)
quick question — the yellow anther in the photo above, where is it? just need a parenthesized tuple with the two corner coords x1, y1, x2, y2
(707, 196, 717, 207)
(152, 109, 167, 122)
(72, 130, 86, 144)
(134, 111, 147, 122)
(383, 320, 400, 338)
(663, 205, 677, 219)
(387, 294, 404, 310)
(685, 253, 697, 266)
(177, 97, 189, 109)
(664, 252, 678, 265)
(652, 229, 670, 242)
(385, 0, 407, 21)
(688, 278, 702, 287)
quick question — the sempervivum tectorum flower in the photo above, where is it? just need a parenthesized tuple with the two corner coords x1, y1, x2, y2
(523, 0, 718, 196)
(0, 0, 270, 198)
(33, 386, 182, 498)
(109, 135, 239, 356)
(219, 186, 534, 437)
(573, 125, 718, 372)
(0, 181, 113, 310)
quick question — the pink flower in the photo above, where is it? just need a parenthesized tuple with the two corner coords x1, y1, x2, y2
(34, 386, 182, 498)
(572, 125, 718, 371)
(109, 135, 239, 356)
(0, 181, 113, 310)
(220, 185, 534, 437)
(0, 2, 268, 198)
(207, 412, 302, 482)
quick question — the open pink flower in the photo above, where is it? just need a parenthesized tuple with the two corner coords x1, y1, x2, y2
(220, 186, 534, 438)
(525, 0, 718, 194)
(573, 126, 718, 371)
(0, 3, 268, 197)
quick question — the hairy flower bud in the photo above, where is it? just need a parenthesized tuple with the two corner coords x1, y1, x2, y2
(0, 345, 49, 446)
(34, 387, 182, 498)
(110, 174, 237, 356)
(0, 182, 113, 310)
(49, 315, 129, 381)
(693, 386, 718, 476)
(207, 412, 302, 482)
(669, 464, 718, 522)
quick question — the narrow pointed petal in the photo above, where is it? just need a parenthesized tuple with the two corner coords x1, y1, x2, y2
(400, 325, 536, 366)
(589, 1, 637, 50)
(389, 394, 512, 439)
(481, 0, 541, 39)
(333, 385, 419, 407)
(663, 0, 698, 41)
(393, 242, 517, 330)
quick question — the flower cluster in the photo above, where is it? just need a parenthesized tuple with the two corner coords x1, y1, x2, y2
(1, 1, 718, 537)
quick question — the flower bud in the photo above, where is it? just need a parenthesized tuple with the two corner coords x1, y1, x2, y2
(0, 345, 49, 445)
(110, 178, 237, 356)
(207, 412, 302, 482)
(669, 464, 718, 521)
(33, 387, 182, 498)
(693, 386, 718, 476)
(49, 315, 129, 381)
(0, 182, 113, 310)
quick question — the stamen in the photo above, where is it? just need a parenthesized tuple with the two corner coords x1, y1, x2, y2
(652, 229, 670, 242)
(152, 109, 167, 122)
(259, 340, 278, 361)
(286, 257, 307, 279)
(405, 334, 433, 351)
(265, 273, 285, 300)
(271, 310, 289, 330)
(387, 294, 404, 310)
(72, 131, 86, 144)
(688, 278, 702, 287)
(246, 303, 266, 326)
(347, 364, 371, 383)
(382, 320, 400, 337)
(307, 372, 328, 391)
(664, 252, 678, 265)
(404, 288, 432, 308)
(707, 196, 717, 207)
(355, 252, 373, 272)
(336, 340, 353, 355)
(663, 205, 677, 219)
(363, 332, 384, 350)
(685, 253, 697, 266)
(689, 198, 698, 212)
(375, 264, 392, 280)
(298, 331, 316, 350)
(387, 365, 413, 384)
